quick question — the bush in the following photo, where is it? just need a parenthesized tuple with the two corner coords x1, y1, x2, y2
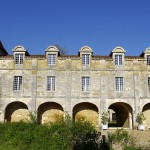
(108, 129, 136, 150)
(101, 112, 109, 125)
(2, 118, 150, 149)
(136, 112, 145, 125)
(0, 115, 101, 150)
(108, 128, 150, 150)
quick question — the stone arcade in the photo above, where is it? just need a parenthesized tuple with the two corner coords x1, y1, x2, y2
(0, 41, 150, 129)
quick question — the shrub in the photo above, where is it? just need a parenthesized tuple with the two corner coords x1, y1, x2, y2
(101, 112, 109, 125)
(136, 112, 145, 125)
(108, 128, 150, 150)
(108, 128, 136, 150)
(0, 114, 100, 150)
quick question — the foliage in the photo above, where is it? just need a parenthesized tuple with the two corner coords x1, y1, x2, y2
(71, 120, 101, 149)
(28, 111, 37, 124)
(101, 112, 109, 124)
(0, 118, 149, 150)
(108, 128, 150, 150)
(0, 114, 102, 150)
(48, 113, 101, 150)
(54, 44, 67, 55)
(136, 112, 145, 125)
(108, 128, 136, 150)
(123, 145, 150, 150)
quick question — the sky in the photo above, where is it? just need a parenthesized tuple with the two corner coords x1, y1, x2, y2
(0, 0, 150, 56)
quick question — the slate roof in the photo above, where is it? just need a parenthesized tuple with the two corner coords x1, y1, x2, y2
(0, 41, 8, 55)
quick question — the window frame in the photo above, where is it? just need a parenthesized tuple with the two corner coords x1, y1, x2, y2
(48, 54, 56, 65)
(47, 76, 56, 91)
(115, 77, 124, 92)
(15, 54, 23, 64)
(115, 54, 123, 65)
(148, 77, 150, 91)
(13, 76, 22, 91)
(82, 54, 90, 65)
(147, 55, 150, 65)
(82, 77, 90, 92)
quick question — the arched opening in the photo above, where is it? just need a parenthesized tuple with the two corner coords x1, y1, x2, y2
(73, 102, 99, 128)
(5, 101, 29, 122)
(37, 102, 64, 124)
(108, 102, 133, 128)
(142, 103, 150, 128)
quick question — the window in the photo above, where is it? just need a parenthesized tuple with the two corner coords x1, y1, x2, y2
(48, 54, 56, 65)
(115, 77, 123, 92)
(15, 54, 23, 64)
(148, 77, 150, 91)
(82, 54, 90, 65)
(82, 77, 90, 91)
(13, 76, 22, 91)
(115, 55, 122, 65)
(147, 55, 150, 65)
(47, 76, 55, 91)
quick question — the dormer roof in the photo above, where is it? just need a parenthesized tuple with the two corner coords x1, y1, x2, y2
(110, 46, 126, 56)
(79, 46, 93, 53)
(45, 46, 59, 52)
(12, 45, 30, 56)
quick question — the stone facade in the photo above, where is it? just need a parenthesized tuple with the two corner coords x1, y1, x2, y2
(0, 42, 150, 129)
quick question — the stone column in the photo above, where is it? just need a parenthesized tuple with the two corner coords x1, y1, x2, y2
(0, 110, 4, 123)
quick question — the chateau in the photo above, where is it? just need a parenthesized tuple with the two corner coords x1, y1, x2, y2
(0, 41, 150, 129)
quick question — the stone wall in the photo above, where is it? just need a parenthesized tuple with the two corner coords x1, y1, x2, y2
(0, 45, 150, 129)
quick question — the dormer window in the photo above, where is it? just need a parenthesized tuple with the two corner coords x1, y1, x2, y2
(82, 54, 90, 65)
(15, 54, 23, 64)
(79, 46, 93, 68)
(115, 55, 122, 65)
(45, 46, 59, 66)
(143, 47, 150, 65)
(48, 54, 56, 65)
(110, 47, 126, 66)
(13, 46, 29, 66)
(147, 55, 150, 65)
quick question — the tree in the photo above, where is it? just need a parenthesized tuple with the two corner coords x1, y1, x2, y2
(54, 44, 67, 56)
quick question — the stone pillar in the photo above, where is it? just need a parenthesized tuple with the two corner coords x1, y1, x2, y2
(99, 110, 102, 128)
(129, 113, 132, 129)
(30, 72, 37, 112)
(132, 111, 136, 129)
(65, 62, 72, 118)
(28, 59, 38, 120)
(0, 110, 4, 123)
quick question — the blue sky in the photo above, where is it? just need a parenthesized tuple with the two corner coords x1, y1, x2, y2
(0, 0, 150, 56)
